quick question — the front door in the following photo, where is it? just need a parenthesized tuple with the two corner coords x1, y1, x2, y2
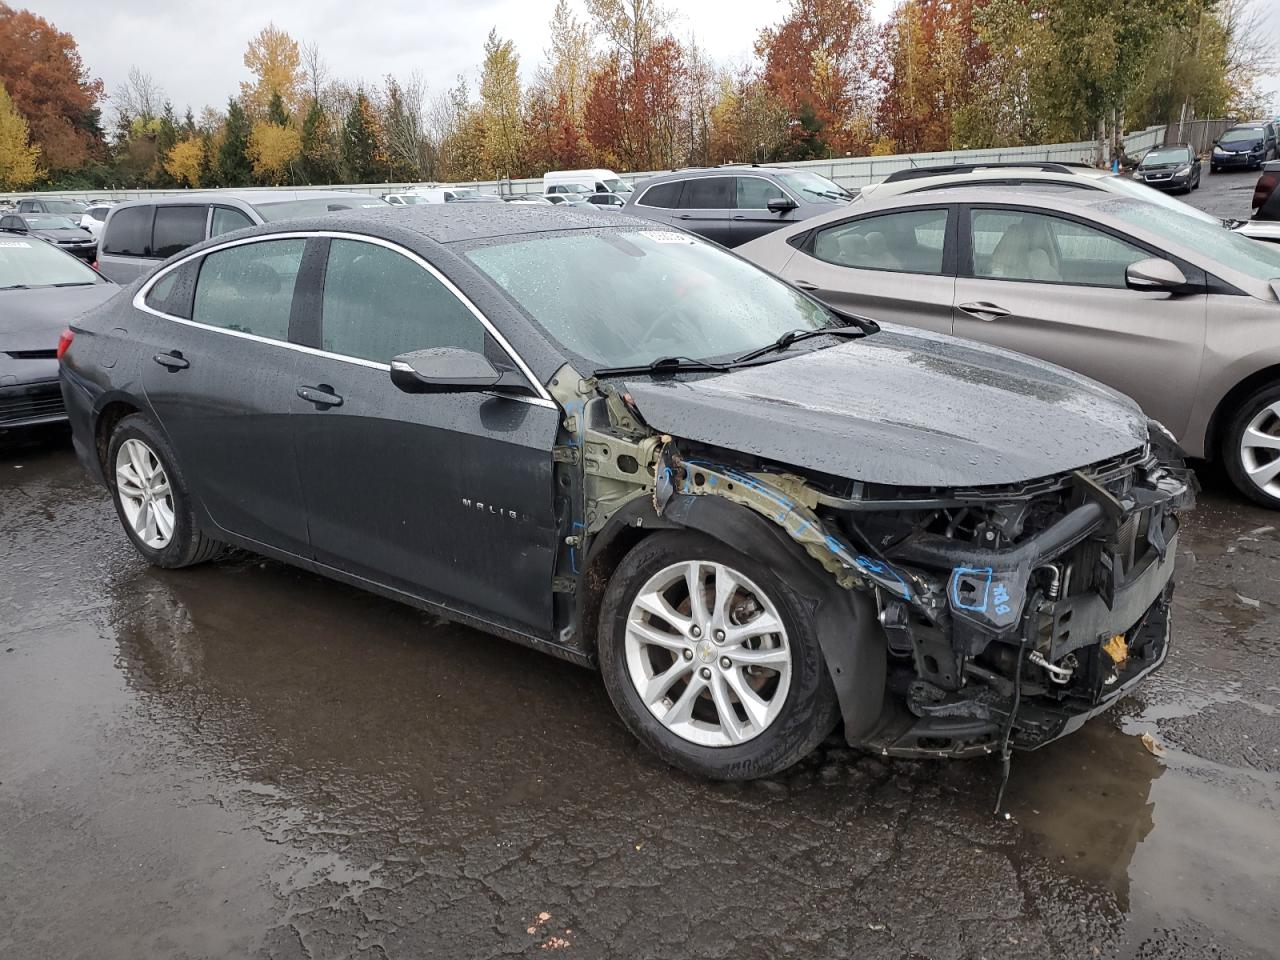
(954, 206, 1207, 438)
(730, 175, 801, 246)
(776, 206, 956, 333)
(674, 176, 738, 246)
(140, 237, 311, 556)
(289, 237, 560, 636)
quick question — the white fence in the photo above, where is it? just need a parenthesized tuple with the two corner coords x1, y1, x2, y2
(0, 126, 1169, 203)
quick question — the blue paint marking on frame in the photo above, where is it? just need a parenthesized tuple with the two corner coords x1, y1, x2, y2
(951, 566, 994, 612)
(855, 554, 912, 600)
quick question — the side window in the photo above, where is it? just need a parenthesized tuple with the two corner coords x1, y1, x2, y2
(638, 180, 684, 208)
(191, 239, 305, 340)
(143, 260, 198, 318)
(970, 210, 1148, 287)
(735, 177, 787, 209)
(811, 209, 949, 274)
(680, 177, 733, 209)
(102, 206, 153, 257)
(0, 216, 17, 230)
(210, 206, 254, 238)
(320, 239, 486, 364)
(152, 205, 207, 258)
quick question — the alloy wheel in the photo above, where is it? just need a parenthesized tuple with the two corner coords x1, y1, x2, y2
(624, 560, 792, 747)
(115, 438, 176, 549)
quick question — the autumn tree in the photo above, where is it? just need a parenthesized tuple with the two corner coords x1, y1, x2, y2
(341, 90, 384, 182)
(383, 75, 427, 181)
(479, 29, 523, 178)
(218, 98, 253, 186)
(0, 82, 43, 189)
(0, 3, 105, 174)
(241, 23, 305, 118)
(300, 98, 339, 183)
(164, 136, 203, 186)
(249, 119, 301, 184)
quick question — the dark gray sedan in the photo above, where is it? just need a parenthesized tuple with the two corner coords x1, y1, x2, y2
(0, 212, 97, 262)
(60, 205, 1192, 781)
(1, 237, 116, 430)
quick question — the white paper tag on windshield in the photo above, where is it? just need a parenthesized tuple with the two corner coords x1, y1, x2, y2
(640, 230, 693, 244)
(0, 240, 32, 248)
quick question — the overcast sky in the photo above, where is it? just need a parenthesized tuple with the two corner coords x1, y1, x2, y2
(27, 0, 1280, 121)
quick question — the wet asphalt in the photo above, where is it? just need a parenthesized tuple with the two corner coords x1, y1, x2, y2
(3, 169, 1278, 960)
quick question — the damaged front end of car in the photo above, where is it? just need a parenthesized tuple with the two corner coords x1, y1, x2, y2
(549, 366, 1195, 760)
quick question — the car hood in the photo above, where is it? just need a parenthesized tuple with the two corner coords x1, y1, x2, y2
(32, 228, 94, 241)
(0, 284, 118, 352)
(619, 325, 1147, 488)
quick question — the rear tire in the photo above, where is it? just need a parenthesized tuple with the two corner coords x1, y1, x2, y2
(1223, 383, 1280, 510)
(597, 531, 840, 780)
(107, 414, 225, 567)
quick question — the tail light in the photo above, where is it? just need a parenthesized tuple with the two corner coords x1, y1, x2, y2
(1254, 171, 1278, 212)
(91, 259, 98, 271)
(56, 328, 74, 360)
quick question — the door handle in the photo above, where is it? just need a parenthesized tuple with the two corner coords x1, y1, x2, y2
(153, 351, 189, 370)
(297, 384, 343, 408)
(677, 214, 692, 220)
(731, 214, 746, 221)
(792, 280, 820, 291)
(958, 301, 1011, 321)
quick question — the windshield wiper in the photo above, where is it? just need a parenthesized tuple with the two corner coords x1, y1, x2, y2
(50, 281, 95, 287)
(734, 316, 878, 364)
(593, 355, 732, 378)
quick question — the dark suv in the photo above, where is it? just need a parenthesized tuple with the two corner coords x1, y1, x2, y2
(623, 165, 853, 247)
(1211, 122, 1277, 172)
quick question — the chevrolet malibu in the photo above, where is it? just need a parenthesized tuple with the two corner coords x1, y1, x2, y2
(59, 206, 1194, 780)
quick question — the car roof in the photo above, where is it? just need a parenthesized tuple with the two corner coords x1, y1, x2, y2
(197, 202, 648, 247)
(637, 165, 808, 183)
(109, 189, 379, 210)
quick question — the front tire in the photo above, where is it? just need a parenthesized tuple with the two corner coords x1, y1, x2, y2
(107, 414, 225, 567)
(597, 531, 840, 780)
(1223, 384, 1280, 509)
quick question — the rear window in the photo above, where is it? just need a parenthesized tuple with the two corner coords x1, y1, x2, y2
(42, 199, 87, 215)
(210, 206, 254, 237)
(638, 180, 684, 208)
(191, 239, 306, 341)
(681, 177, 733, 209)
(103, 206, 153, 257)
(152, 206, 207, 258)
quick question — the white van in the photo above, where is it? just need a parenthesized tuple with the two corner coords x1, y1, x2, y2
(543, 169, 633, 198)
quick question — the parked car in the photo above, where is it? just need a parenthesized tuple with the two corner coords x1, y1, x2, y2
(855, 158, 1275, 245)
(97, 190, 387, 283)
(1, 236, 116, 431)
(504, 195, 554, 205)
(1211, 123, 1276, 172)
(585, 192, 626, 209)
(1252, 160, 1280, 225)
(14, 197, 89, 216)
(623, 165, 853, 247)
(382, 192, 428, 205)
(80, 201, 116, 238)
(1131, 143, 1201, 192)
(544, 194, 588, 206)
(739, 187, 1280, 507)
(544, 168, 633, 198)
(0, 212, 97, 262)
(60, 204, 1192, 779)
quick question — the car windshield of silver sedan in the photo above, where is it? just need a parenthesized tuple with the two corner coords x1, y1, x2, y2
(1101, 176, 1219, 224)
(22, 215, 81, 230)
(0, 238, 103, 289)
(465, 228, 841, 370)
(1103, 199, 1280, 281)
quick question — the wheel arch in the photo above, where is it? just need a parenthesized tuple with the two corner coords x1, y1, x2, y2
(92, 395, 143, 476)
(1204, 363, 1280, 462)
(576, 492, 886, 741)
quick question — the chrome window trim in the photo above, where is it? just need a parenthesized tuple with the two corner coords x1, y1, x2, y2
(132, 230, 557, 408)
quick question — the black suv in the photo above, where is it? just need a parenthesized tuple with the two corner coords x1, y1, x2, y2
(623, 165, 853, 247)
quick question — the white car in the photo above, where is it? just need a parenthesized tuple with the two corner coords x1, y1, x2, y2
(79, 202, 115, 238)
(855, 161, 1272, 242)
(382, 192, 428, 206)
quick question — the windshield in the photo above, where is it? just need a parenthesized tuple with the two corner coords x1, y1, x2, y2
(42, 200, 88, 214)
(1101, 176, 1220, 224)
(776, 171, 853, 202)
(1103, 199, 1280, 282)
(23, 215, 80, 230)
(465, 228, 838, 369)
(1141, 148, 1190, 165)
(253, 196, 387, 220)
(1221, 128, 1264, 146)
(602, 178, 632, 194)
(0, 238, 103, 290)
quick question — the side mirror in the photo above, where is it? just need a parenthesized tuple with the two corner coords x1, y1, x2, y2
(390, 347, 529, 395)
(768, 197, 798, 214)
(1126, 258, 1187, 293)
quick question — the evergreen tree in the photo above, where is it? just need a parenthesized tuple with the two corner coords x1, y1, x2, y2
(340, 91, 382, 183)
(300, 98, 337, 184)
(218, 97, 252, 186)
(267, 90, 290, 126)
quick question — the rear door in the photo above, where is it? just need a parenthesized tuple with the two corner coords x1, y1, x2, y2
(139, 237, 312, 556)
(98, 204, 156, 283)
(290, 236, 560, 636)
(631, 179, 685, 229)
(953, 205, 1207, 437)
(674, 177, 737, 246)
(151, 205, 209, 260)
(775, 206, 956, 332)
(732, 176, 802, 246)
